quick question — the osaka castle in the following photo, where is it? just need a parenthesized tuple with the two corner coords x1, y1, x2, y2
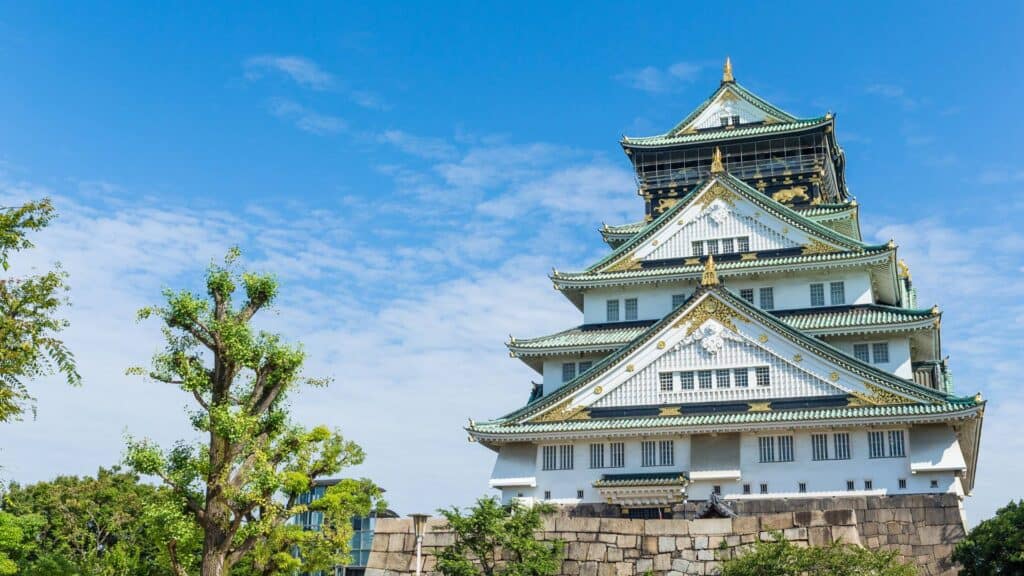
(466, 59, 984, 517)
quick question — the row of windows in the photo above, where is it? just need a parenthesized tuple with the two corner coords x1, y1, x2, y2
(659, 366, 769, 392)
(561, 361, 594, 383)
(739, 287, 775, 310)
(606, 298, 638, 322)
(691, 236, 751, 257)
(854, 342, 890, 364)
(810, 282, 846, 307)
(545, 431, 906, 471)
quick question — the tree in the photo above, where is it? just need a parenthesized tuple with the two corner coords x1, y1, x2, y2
(124, 248, 380, 576)
(0, 466, 179, 575)
(0, 510, 44, 575)
(436, 497, 563, 576)
(0, 198, 79, 422)
(953, 500, 1024, 575)
(720, 533, 917, 576)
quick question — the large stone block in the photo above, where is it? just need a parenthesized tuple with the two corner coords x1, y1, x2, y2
(831, 525, 861, 546)
(635, 558, 652, 573)
(823, 509, 856, 526)
(654, 553, 672, 570)
(563, 560, 581, 575)
(615, 561, 633, 576)
(642, 536, 659, 554)
(760, 513, 793, 531)
(808, 527, 832, 547)
(586, 543, 608, 562)
(731, 516, 758, 534)
(658, 536, 676, 552)
(607, 547, 623, 562)
(617, 534, 637, 548)
(557, 517, 602, 532)
(601, 518, 644, 535)
(696, 549, 715, 561)
(646, 519, 689, 536)
(581, 561, 599, 576)
(783, 527, 808, 541)
(690, 518, 732, 535)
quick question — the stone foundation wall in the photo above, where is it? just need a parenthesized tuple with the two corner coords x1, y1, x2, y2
(366, 495, 965, 576)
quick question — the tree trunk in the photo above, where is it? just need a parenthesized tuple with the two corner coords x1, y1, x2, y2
(201, 552, 227, 576)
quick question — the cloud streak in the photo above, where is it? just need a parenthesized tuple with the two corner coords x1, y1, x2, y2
(245, 55, 335, 90)
(616, 61, 705, 93)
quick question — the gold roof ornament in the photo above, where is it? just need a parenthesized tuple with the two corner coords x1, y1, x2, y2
(701, 253, 720, 286)
(710, 147, 725, 173)
(722, 56, 734, 83)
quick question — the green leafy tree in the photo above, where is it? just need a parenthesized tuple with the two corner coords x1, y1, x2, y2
(0, 510, 44, 575)
(1, 466, 178, 575)
(953, 500, 1024, 575)
(436, 497, 563, 576)
(124, 248, 380, 576)
(721, 533, 917, 576)
(0, 198, 79, 421)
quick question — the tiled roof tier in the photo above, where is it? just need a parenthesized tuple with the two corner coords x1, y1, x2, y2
(510, 305, 938, 356)
(593, 472, 688, 488)
(469, 399, 981, 436)
(621, 117, 830, 148)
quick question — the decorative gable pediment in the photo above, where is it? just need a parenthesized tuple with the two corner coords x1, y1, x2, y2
(677, 86, 790, 133)
(522, 289, 937, 424)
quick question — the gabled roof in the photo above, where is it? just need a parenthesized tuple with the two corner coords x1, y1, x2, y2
(571, 173, 879, 278)
(622, 117, 831, 148)
(479, 283, 961, 430)
(509, 304, 940, 360)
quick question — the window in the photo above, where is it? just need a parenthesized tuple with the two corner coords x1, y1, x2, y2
(734, 368, 749, 387)
(898, 478, 907, 490)
(759, 287, 774, 310)
(561, 363, 576, 383)
(589, 444, 604, 469)
(846, 480, 856, 491)
(743, 483, 751, 495)
(680, 371, 694, 390)
(542, 446, 557, 470)
(578, 361, 593, 373)
(810, 283, 825, 307)
(760, 483, 769, 494)
(721, 238, 734, 253)
(609, 442, 625, 468)
(706, 239, 720, 255)
(672, 293, 687, 308)
(864, 480, 873, 490)
(830, 282, 846, 305)
(731, 115, 741, 125)
(641, 441, 657, 467)
(716, 369, 731, 388)
(759, 436, 793, 463)
(872, 343, 890, 364)
(577, 489, 584, 499)
(698, 370, 713, 389)
(659, 440, 675, 466)
(811, 433, 829, 461)
(720, 116, 731, 127)
(544, 490, 551, 500)
(713, 485, 722, 495)
(799, 482, 807, 493)
(740, 288, 754, 304)
(887, 430, 905, 457)
(659, 372, 674, 392)
(606, 300, 619, 322)
(692, 241, 704, 257)
(755, 366, 771, 387)
(854, 344, 870, 363)
(624, 298, 638, 321)
(738, 237, 750, 252)
(559, 445, 574, 470)
(868, 431, 885, 459)
(930, 480, 939, 489)
(834, 433, 851, 460)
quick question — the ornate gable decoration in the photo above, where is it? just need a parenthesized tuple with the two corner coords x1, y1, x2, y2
(528, 397, 589, 423)
(849, 383, 917, 406)
(672, 296, 747, 336)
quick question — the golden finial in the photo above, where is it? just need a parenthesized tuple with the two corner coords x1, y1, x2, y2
(722, 57, 734, 83)
(898, 259, 911, 280)
(701, 254, 720, 286)
(710, 147, 725, 173)
(930, 305, 940, 315)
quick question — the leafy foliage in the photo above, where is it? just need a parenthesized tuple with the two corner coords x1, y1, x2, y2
(953, 500, 1024, 575)
(0, 198, 79, 422)
(0, 467, 178, 575)
(436, 497, 563, 576)
(125, 248, 381, 576)
(720, 532, 917, 576)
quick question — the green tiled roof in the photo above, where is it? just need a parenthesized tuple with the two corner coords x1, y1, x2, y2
(622, 117, 830, 148)
(601, 221, 647, 236)
(470, 400, 981, 436)
(798, 203, 857, 217)
(593, 472, 688, 488)
(510, 305, 938, 356)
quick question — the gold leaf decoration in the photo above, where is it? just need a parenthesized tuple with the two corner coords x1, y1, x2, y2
(604, 256, 642, 273)
(758, 333, 769, 343)
(594, 386, 603, 395)
(740, 252, 758, 261)
(626, 364, 635, 372)
(829, 371, 840, 382)
(801, 239, 840, 255)
(698, 183, 737, 209)
(530, 398, 590, 423)
(792, 354, 803, 363)
(673, 297, 747, 336)
(748, 401, 772, 412)
(657, 341, 666, 349)
(849, 383, 915, 406)
(659, 406, 682, 417)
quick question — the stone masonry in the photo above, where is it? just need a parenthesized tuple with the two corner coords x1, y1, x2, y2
(365, 495, 966, 576)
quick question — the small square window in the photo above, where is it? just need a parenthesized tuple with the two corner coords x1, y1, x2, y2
(755, 366, 771, 387)
(930, 480, 939, 489)
(798, 482, 807, 493)
(864, 480, 873, 490)
(731, 115, 741, 125)
(578, 361, 593, 373)
(713, 485, 721, 495)
(544, 490, 551, 500)
(830, 282, 846, 305)
(738, 237, 750, 252)
(706, 239, 720, 255)
(743, 484, 751, 495)
(659, 372, 674, 392)
(810, 283, 825, 307)
(759, 287, 774, 310)
(846, 480, 855, 491)
(740, 288, 755, 304)
(672, 293, 687, 308)
(721, 238, 734, 253)
(760, 483, 768, 495)
(872, 342, 890, 364)
(720, 116, 731, 127)
(692, 241, 704, 257)
(734, 368, 749, 387)
(680, 372, 695, 390)
(562, 363, 576, 383)
(577, 489, 584, 499)
(698, 370, 713, 389)
(606, 300, 620, 322)
(898, 478, 907, 490)
(624, 298, 638, 321)
(716, 369, 731, 388)
(853, 343, 870, 363)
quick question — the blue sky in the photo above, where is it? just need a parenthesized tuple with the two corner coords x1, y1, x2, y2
(1, 2, 1022, 525)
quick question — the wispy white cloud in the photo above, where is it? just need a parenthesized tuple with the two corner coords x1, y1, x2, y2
(244, 55, 335, 90)
(269, 99, 347, 135)
(865, 83, 918, 110)
(378, 130, 458, 161)
(616, 61, 705, 93)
